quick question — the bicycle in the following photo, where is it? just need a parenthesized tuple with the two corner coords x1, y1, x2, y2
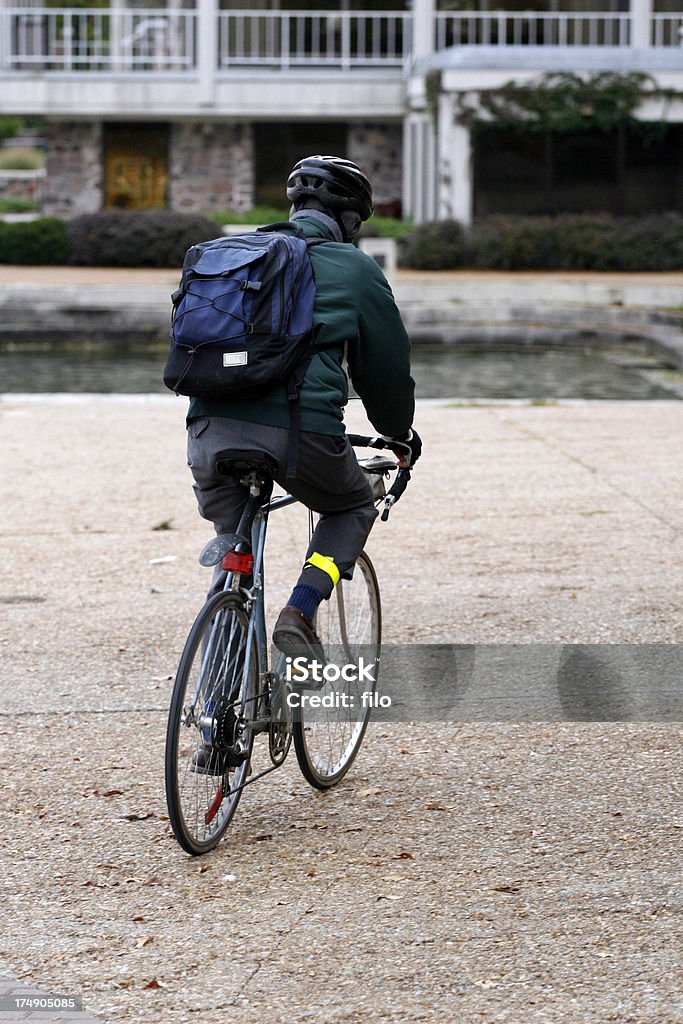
(164, 434, 411, 855)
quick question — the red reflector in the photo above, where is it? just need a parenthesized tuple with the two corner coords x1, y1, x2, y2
(205, 782, 223, 825)
(221, 551, 254, 574)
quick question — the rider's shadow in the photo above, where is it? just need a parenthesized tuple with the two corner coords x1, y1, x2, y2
(556, 646, 633, 721)
(556, 644, 683, 722)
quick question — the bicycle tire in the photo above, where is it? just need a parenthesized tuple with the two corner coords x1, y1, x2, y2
(293, 550, 381, 789)
(165, 591, 257, 855)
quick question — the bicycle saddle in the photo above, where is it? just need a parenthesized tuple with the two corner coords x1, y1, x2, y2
(215, 449, 278, 479)
(358, 455, 396, 475)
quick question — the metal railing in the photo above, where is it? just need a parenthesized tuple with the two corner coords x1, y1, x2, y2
(435, 10, 631, 48)
(652, 14, 683, 46)
(1, 7, 680, 76)
(217, 10, 410, 70)
(3, 6, 196, 71)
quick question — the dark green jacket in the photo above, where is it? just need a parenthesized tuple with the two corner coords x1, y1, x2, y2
(187, 216, 415, 437)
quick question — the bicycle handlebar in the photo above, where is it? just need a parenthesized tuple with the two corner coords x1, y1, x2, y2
(346, 433, 389, 450)
(347, 433, 412, 521)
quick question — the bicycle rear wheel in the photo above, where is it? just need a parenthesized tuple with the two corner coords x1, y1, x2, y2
(293, 551, 381, 789)
(165, 592, 257, 855)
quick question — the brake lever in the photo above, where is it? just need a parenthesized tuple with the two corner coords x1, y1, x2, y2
(381, 495, 396, 522)
(381, 468, 411, 521)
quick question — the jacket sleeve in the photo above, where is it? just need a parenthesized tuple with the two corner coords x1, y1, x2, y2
(346, 252, 415, 437)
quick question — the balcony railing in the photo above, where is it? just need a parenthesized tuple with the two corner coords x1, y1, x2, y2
(3, 7, 196, 71)
(652, 14, 683, 46)
(435, 11, 631, 49)
(1, 7, 680, 75)
(217, 10, 410, 69)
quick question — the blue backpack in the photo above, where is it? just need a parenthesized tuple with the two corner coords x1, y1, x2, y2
(163, 223, 320, 403)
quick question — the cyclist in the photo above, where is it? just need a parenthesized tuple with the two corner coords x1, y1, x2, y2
(186, 154, 421, 657)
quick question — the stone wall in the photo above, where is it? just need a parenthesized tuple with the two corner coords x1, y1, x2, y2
(43, 122, 103, 218)
(168, 122, 254, 214)
(37, 119, 402, 219)
(348, 123, 403, 217)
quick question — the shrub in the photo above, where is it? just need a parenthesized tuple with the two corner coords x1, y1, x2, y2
(0, 117, 22, 145)
(0, 197, 38, 213)
(67, 209, 220, 267)
(0, 217, 70, 264)
(0, 146, 44, 170)
(470, 214, 620, 270)
(214, 205, 289, 226)
(359, 216, 415, 241)
(398, 213, 683, 271)
(610, 213, 683, 272)
(469, 216, 553, 270)
(397, 219, 469, 270)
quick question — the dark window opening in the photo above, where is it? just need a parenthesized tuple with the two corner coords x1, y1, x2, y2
(253, 122, 347, 208)
(474, 124, 683, 217)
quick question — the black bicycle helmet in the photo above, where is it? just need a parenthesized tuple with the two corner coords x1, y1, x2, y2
(286, 155, 374, 222)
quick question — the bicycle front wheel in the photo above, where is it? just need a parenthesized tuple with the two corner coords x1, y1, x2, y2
(293, 551, 381, 789)
(165, 592, 257, 855)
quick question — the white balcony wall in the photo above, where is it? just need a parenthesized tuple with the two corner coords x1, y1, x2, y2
(1, 4, 681, 120)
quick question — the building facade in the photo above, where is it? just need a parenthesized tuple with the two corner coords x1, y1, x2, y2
(0, 0, 681, 222)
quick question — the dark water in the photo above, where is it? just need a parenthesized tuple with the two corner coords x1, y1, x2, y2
(0, 344, 681, 400)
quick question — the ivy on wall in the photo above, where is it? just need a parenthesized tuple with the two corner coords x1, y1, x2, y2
(427, 71, 678, 137)
(476, 72, 655, 133)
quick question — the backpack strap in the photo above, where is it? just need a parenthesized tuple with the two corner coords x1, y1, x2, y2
(284, 349, 315, 481)
(258, 222, 327, 481)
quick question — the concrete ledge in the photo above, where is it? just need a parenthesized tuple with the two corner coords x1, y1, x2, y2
(1, 269, 682, 368)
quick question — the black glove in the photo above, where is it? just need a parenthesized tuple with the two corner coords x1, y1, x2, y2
(382, 428, 422, 468)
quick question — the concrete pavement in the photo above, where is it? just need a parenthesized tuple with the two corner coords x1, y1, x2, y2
(0, 394, 681, 1023)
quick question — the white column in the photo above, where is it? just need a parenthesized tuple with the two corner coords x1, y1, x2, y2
(0, 0, 9, 71)
(631, 0, 652, 48)
(412, 0, 435, 63)
(110, 1, 126, 72)
(437, 92, 473, 226)
(403, 111, 437, 223)
(197, 0, 216, 106)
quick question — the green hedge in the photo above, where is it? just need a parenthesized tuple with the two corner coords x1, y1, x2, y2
(67, 210, 220, 267)
(0, 217, 70, 264)
(1, 210, 681, 270)
(397, 220, 468, 270)
(398, 213, 683, 271)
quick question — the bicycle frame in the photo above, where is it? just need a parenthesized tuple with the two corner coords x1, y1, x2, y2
(185, 484, 299, 787)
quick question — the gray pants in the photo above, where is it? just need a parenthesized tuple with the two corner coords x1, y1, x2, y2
(187, 417, 377, 599)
